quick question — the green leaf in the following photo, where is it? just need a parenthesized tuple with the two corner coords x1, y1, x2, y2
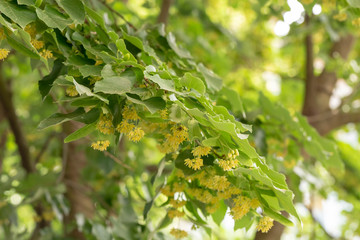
(79, 65, 103, 77)
(263, 207, 293, 227)
(38, 108, 85, 130)
(84, 5, 106, 30)
(92, 224, 111, 240)
(180, 73, 205, 94)
(38, 59, 64, 100)
(94, 69, 136, 95)
(202, 137, 219, 147)
(17, 0, 36, 6)
(144, 72, 175, 92)
(197, 63, 222, 92)
(4, 30, 39, 59)
(347, 0, 360, 8)
(64, 122, 96, 143)
(219, 87, 245, 117)
(126, 93, 165, 114)
(0, 1, 36, 28)
(234, 213, 253, 231)
(122, 30, 144, 50)
(166, 32, 192, 59)
(70, 77, 109, 104)
(55, 0, 85, 23)
(36, 5, 72, 31)
(211, 201, 227, 226)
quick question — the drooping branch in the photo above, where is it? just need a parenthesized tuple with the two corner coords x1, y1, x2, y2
(157, 0, 172, 26)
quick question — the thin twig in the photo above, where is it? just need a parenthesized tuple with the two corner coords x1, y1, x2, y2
(98, 0, 137, 30)
(103, 151, 132, 170)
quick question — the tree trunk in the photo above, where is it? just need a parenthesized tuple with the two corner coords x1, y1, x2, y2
(157, 0, 172, 26)
(62, 121, 94, 239)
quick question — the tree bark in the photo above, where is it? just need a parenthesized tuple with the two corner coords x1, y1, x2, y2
(62, 121, 94, 239)
(157, 0, 172, 26)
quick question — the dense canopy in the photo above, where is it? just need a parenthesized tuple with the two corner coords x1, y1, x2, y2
(0, 0, 360, 239)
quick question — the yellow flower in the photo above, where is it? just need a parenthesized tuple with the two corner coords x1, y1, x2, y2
(301, 0, 313, 4)
(42, 211, 55, 221)
(170, 199, 186, 208)
(31, 39, 45, 50)
(353, 18, 360, 27)
(192, 146, 211, 157)
(168, 209, 185, 218)
(96, 114, 115, 135)
(66, 86, 78, 97)
(218, 159, 239, 171)
(206, 203, 220, 214)
(116, 120, 135, 134)
(24, 24, 36, 38)
(170, 228, 187, 238)
(95, 60, 103, 66)
(128, 127, 145, 142)
(230, 196, 251, 220)
(91, 140, 110, 151)
(159, 125, 189, 154)
(0, 49, 10, 60)
(89, 76, 102, 85)
(159, 109, 168, 119)
(257, 216, 274, 233)
(250, 198, 261, 209)
(40, 49, 53, 59)
(184, 157, 203, 170)
(122, 105, 140, 120)
(333, 12, 347, 22)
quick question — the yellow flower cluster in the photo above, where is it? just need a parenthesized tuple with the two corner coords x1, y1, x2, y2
(0, 49, 10, 60)
(168, 209, 185, 219)
(187, 188, 217, 204)
(192, 146, 211, 157)
(333, 12, 347, 22)
(301, 0, 313, 4)
(66, 86, 79, 97)
(91, 140, 110, 151)
(218, 186, 242, 199)
(218, 149, 239, 171)
(170, 228, 188, 238)
(159, 125, 188, 153)
(170, 199, 186, 208)
(206, 202, 220, 214)
(24, 24, 36, 38)
(127, 127, 145, 142)
(159, 109, 168, 119)
(184, 157, 203, 170)
(230, 196, 251, 220)
(89, 76, 102, 85)
(97, 114, 115, 135)
(257, 216, 274, 233)
(117, 121, 135, 134)
(250, 198, 261, 209)
(40, 49, 53, 59)
(122, 105, 140, 120)
(31, 39, 45, 50)
(352, 18, 360, 27)
(161, 182, 186, 197)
